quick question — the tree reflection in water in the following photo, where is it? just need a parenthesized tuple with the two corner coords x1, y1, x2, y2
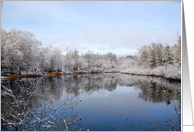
(1, 73, 181, 131)
(1, 78, 84, 131)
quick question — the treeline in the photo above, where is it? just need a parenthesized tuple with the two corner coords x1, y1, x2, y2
(1, 28, 181, 76)
(119, 34, 181, 80)
(1, 28, 118, 75)
(137, 35, 181, 69)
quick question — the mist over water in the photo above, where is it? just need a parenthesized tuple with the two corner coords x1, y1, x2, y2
(1, 73, 181, 131)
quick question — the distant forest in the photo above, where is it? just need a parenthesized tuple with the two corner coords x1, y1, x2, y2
(1, 28, 181, 79)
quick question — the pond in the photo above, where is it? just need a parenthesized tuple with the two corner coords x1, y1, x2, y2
(1, 73, 181, 131)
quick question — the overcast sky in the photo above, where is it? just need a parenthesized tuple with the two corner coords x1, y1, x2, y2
(1, 1, 181, 57)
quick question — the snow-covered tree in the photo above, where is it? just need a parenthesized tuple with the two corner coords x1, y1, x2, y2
(175, 34, 181, 68)
(50, 48, 63, 72)
(38, 44, 52, 72)
(1, 28, 42, 74)
(2, 29, 25, 74)
(148, 43, 157, 68)
(137, 45, 149, 67)
(1, 29, 7, 67)
(149, 49, 156, 68)
(83, 51, 93, 70)
(164, 45, 174, 70)
(156, 44, 164, 66)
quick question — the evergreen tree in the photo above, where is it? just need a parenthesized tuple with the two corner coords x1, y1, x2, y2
(164, 45, 174, 70)
(149, 49, 156, 68)
(156, 44, 164, 66)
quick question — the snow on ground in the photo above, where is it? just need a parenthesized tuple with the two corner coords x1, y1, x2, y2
(120, 65, 181, 80)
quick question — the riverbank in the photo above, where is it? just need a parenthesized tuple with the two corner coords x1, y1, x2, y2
(1, 67, 181, 81)
(1, 71, 104, 80)
(120, 66, 181, 81)
(1, 72, 65, 80)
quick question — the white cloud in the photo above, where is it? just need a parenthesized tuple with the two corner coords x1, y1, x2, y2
(2, 1, 181, 57)
(38, 23, 180, 56)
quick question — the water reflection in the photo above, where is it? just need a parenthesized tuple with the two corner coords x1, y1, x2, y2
(1, 78, 83, 131)
(1, 73, 181, 131)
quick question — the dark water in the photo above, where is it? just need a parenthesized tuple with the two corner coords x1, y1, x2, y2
(1, 73, 181, 131)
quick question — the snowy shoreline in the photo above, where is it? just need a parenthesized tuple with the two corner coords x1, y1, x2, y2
(1, 67, 181, 81)
(120, 66, 181, 81)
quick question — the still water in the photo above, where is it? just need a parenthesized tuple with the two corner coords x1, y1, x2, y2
(1, 73, 181, 131)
